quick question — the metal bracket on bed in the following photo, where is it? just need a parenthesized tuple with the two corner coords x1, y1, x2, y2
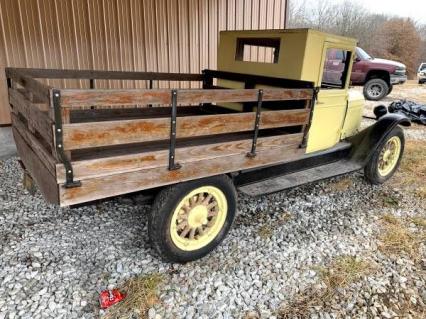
(246, 89, 264, 158)
(52, 89, 81, 188)
(168, 89, 181, 171)
(300, 87, 320, 149)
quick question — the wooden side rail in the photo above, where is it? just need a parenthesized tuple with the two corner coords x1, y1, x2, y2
(8, 88, 53, 145)
(56, 133, 304, 183)
(5, 68, 51, 103)
(61, 109, 309, 150)
(59, 88, 313, 108)
(6, 67, 204, 82)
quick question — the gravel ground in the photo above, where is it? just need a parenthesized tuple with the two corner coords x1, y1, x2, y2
(1, 141, 424, 319)
(0, 83, 425, 318)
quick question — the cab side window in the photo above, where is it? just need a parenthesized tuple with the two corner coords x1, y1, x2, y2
(321, 48, 352, 89)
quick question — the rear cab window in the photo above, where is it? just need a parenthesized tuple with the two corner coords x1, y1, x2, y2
(321, 48, 352, 89)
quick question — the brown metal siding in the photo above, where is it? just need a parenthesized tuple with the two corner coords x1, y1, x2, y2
(0, 0, 287, 124)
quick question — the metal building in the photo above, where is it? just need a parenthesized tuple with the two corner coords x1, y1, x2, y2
(0, 0, 288, 124)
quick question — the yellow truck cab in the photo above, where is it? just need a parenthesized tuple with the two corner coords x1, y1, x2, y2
(216, 28, 364, 153)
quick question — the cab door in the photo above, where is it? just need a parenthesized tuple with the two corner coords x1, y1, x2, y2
(306, 43, 354, 153)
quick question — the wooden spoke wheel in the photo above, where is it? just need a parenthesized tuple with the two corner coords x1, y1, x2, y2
(148, 175, 237, 263)
(364, 126, 404, 184)
(378, 136, 401, 177)
(170, 186, 228, 251)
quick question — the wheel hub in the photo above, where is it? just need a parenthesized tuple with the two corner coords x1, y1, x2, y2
(187, 205, 208, 228)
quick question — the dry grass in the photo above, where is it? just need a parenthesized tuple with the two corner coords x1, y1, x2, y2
(410, 216, 426, 229)
(378, 214, 425, 259)
(318, 256, 373, 292)
(258, 224, 273, 239)
(328, 177, 353, 192)
(278, 256, 373, 319)
(379, 192, 399, 208)
(394, 140, 426, 200)
(103, 273, 163, 319)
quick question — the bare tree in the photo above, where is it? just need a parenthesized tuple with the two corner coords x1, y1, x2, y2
(287, 0, 425, 78)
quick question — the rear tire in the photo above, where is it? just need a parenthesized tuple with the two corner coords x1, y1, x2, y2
(364, 126, 404, 184)
(148, 175, 237, 263)
(363, 78, 389, 101)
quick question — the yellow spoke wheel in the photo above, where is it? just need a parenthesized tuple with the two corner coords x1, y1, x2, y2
(364, 127, 404, 185)
(170, 186, 228, 251)
(377, 136, 401, 177)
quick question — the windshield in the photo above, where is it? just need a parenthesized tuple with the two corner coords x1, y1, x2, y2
(356, 47, 373, 60)
(420, 63, 426, 71)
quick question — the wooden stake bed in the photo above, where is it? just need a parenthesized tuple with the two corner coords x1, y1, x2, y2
(5, 68, 315, 207)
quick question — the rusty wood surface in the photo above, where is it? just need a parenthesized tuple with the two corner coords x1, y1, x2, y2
(59, 88, 312, 108)
(61, 109, 309, 150)
(9, 88, 54, 145)
(178, 88, 312, 104)
(59, 144, 305, 206)
(56, 133, 303, 183)
(12, 125, 59, 205)
(5, 68, 51, 102)
(60, 89, 172, 107)
(6, 67, 204, 81)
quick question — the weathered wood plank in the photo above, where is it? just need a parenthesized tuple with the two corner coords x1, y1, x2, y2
(59, 88, 312, 107)
(59, 144, 305, 206)
(12, 127, 59, 205)
(177, 88, 312, 104)
(56, 133, 303, 183)
(60, 89, 172, 107)
(5, 68, 51, 102)
(7, 67, 204, 81)
(62, 109, 309, 150)
(11, 114, 56, 177)
(9, 88, 54, 145)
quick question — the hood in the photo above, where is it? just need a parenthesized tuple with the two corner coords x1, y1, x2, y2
(370, 58, 406, 69)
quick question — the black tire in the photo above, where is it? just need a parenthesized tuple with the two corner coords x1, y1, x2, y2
(363, 78, 389, 101)
(364, 126, 405, 184)
(148, 175, 237, 263)
(387, 84, 393, 94)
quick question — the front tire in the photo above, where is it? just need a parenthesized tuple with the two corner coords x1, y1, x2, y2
(363, 78, 389, 101)
(364, 126, 404, 184)
(148, 175, 237, 263)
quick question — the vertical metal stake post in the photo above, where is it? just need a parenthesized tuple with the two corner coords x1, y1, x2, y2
(247, 89, 263, 158)
(168, 89, 181, 170)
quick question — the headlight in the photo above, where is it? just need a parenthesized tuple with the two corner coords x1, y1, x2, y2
(394, 67, 406, 76)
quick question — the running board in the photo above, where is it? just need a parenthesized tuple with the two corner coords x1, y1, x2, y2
(238, 160, 362, 196)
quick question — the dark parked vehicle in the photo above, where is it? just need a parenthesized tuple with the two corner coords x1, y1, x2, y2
(324, 47, 407, 101)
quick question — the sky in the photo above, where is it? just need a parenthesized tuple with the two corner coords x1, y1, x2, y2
(292, 0, 426, 24)
(355, 0, 426, 23)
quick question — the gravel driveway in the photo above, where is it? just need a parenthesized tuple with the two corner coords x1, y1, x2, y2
(1, 119, 425, 318)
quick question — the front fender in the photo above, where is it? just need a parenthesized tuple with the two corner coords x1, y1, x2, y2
(348, 113, 410, 166)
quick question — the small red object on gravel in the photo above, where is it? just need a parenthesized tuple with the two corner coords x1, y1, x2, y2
(99, 289, 125, 309)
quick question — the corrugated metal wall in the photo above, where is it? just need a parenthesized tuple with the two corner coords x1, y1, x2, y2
(0, 0, 287, 124)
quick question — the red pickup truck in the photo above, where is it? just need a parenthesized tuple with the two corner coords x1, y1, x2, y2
(324, 47, 407, 100)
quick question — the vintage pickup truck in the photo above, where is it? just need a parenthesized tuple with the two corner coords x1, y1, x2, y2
(5, 29, 410, 262)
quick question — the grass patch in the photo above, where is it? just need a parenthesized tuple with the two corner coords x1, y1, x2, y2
(258, 225, 273, 239)
(318, 256, 373, 291)
(378, 214, 425, 259)
(380, 192, 399, 208)
(394, 140, 426, 199)
(410, 216, 426, 228)
(328, 177, 353, 192)
(103, 273, 164, 319)
(278, 256, 373, 318)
